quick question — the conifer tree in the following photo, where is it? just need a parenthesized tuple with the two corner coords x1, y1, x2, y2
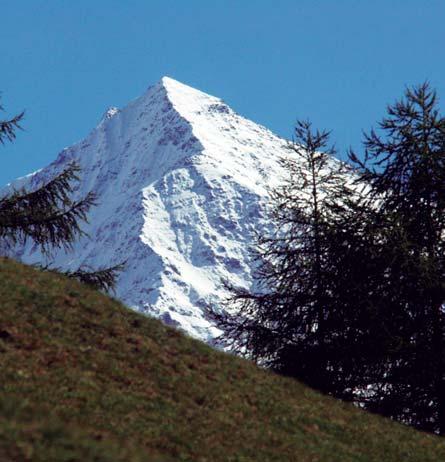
(212, 84, 445, 435)
(210, 121, 378, 399)
(0, 98, 122, 292)
(0, 162, 96, 253)
(350, 83, 445, 434)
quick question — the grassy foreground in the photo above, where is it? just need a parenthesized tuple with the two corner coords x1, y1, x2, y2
(0, 258, 445, 461)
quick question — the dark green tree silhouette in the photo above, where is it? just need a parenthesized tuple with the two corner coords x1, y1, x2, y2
(349, 83, 445, 434)
(213, 83, 445, 435)
(210, 121, 381, 399)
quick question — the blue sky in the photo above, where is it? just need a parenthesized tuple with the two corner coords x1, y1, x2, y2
(1, 0, 444, 186)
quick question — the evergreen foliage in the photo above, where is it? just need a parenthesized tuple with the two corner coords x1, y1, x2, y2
(0, 163, 96, 253)
(210, 121, 375, 398)
(213, 84, 445, 435)
(0, 99, 23, 144)
(61, 262, 126, 292)
(349, 83, 445, 434)
(0, 98, 122, 292)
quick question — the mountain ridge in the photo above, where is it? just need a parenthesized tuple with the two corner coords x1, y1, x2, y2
(5, 77, 290, 340)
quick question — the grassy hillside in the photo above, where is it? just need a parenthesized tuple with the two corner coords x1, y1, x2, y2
(1, 258, 444, 461)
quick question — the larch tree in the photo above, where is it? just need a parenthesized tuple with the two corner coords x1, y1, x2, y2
(210, 121, 380, 399)
(212, 83, 445, 435)
(350, 82, 445, 434)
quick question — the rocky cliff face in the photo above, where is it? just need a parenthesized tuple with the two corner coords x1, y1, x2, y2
(6, 77, 290, 341)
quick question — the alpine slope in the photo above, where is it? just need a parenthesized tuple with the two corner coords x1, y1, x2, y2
(5, 77, 292, 341)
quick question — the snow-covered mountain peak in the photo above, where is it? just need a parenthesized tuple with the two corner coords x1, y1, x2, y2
(157, 76, 230, 115)
(7, 77, 292, 341)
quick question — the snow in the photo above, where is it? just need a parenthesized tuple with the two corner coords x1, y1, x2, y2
(5, 77, 291, 341)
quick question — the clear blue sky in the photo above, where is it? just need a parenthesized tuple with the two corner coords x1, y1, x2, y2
(1, 0, 444, 186)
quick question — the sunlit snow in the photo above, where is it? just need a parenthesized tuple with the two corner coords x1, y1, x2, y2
(7, 77, 291, 341)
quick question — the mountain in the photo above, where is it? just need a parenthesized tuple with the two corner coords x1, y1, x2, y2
(5, 77, 290, 341)
(2, 258, 445, 461)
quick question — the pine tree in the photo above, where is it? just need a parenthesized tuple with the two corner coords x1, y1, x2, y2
(0, 163, 96, 253)
(0, 98, 122, 292)
(0, 99, 23, 144)
(211, 84, 445, 435)
(350, 83, 445, 434)
(210, 121, 379, 399)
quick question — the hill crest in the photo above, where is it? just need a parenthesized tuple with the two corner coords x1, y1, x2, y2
(1, 258, 444, 462)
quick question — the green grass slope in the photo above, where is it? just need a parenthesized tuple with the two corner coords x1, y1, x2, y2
(1, 258, 444, 462)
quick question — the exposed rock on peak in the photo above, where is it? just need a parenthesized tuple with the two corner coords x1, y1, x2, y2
(6, 77, 290, 341)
